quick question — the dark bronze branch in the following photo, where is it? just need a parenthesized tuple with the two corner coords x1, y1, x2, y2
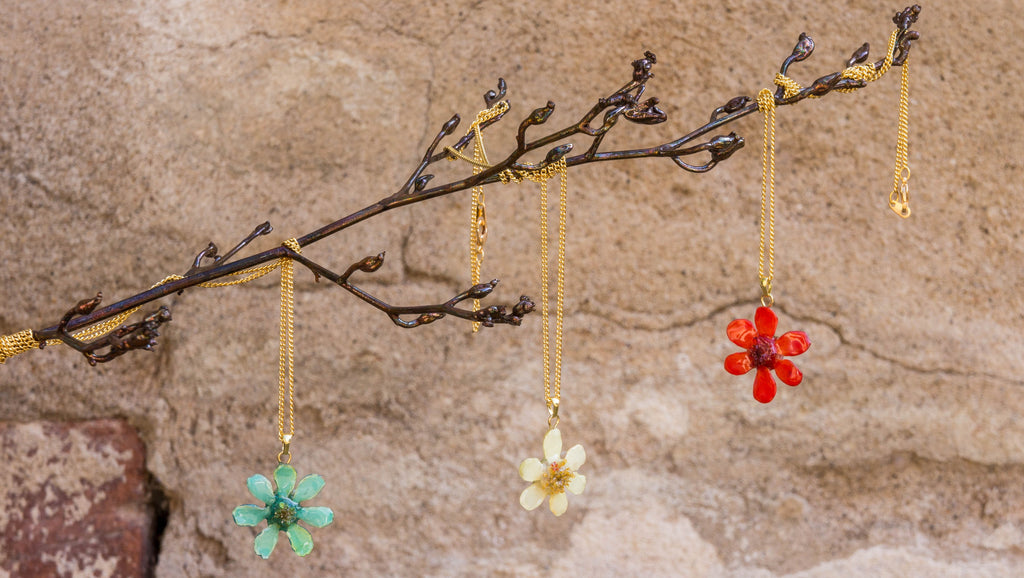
(185, 221, 273, 277)
(275, 249, 535, 328)
(27, 6, 921, 365)
(325, 252, 534, 328)
(50, 293, 172, 365)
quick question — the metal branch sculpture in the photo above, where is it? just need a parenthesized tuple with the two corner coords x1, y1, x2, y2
(3, 6, 921, 366)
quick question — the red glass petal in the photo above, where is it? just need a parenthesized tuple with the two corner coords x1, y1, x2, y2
(777, 331, 810, 356)
(775, 359, 803, 386)
(752, 367, 777, 403)
(754, 307, 778, 337)
(724, 352, 753, 375)
(726, 318, 756, 349)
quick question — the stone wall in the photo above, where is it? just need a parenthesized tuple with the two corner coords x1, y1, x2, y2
(2, 1, 1022, 576)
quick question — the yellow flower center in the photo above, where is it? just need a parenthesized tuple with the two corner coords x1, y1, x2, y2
(540, 459, 575, 495)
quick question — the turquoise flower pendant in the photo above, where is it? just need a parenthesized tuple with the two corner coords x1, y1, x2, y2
(232, 463, 334, 558)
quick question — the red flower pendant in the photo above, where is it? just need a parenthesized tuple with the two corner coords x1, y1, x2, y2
(724, 307, 810, 403)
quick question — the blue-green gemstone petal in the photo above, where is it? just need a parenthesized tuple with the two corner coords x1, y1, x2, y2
(291, 474, 325, 502)
(232, 504, 269, 527)
(254, 524, 280, 559)
(246, 474, 276, 505)
(297, 506, 334, 528)
(285, 524, 314, 556)
(273, 463, 297, 496)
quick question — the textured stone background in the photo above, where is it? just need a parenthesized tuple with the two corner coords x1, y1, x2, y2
(2, 1, 1022, 576)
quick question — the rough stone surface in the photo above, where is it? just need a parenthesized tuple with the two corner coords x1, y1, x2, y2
(1, 1, 1023, 576)
(0, 420, 160, 577)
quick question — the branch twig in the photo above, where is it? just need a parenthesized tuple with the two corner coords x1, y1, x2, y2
(28, 6, 921, 364)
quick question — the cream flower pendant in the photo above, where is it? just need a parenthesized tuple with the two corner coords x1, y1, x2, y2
(518, 428, 586, 516)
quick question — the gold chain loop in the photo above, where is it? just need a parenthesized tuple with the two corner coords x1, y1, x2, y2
(756, 88, 778, 305)
(890, 60, 912, 218)
(772, 26, 912, 216)
(446, 101, 510, 332)
(537, 158, 568, 427)
(278, 238, 301, 462)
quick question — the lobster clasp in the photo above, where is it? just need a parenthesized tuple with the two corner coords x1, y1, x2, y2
(889, 187, 911, 218)
(889, 168, 911, 218)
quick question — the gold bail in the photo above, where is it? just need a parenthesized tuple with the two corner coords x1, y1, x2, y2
(278, 434, 293, 464)
(547, 398, 560, 429)
(759, 276, 774, 308)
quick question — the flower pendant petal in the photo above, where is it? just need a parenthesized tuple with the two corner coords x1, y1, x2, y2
(542, 428, 563, 462)
(520, 483, 547, 510)
(232, 504, 269, 526)
(273, 463, 297, 496)
(285, 524, 314, 557)
(564, 444, 586, 471)
(549, 492, 569, 516)
(254, 524, 280, 559)
(246, 474, 276, 505)
(297, 506, 334, 528)
(291, 474, 326, 502)
(519, 457, 544, 482)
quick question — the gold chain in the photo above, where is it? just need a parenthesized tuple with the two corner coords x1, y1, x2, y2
(538, 158, 568, 428)
(774, 29, 899, 100)
(0, 329, 38, 364)
(0, 251, 296, 364)
(443, 102, 572, 411)
(456, 136, 570, 425)
(469, 146, 485, 333)
(0, 238, 306, 463)
(773, 26, 912, 217)
(890, 59, 912, 218)
(277, 238, 301, 463)
(754, 23, 914, 303)
(756, 88, 777, 308)
(193, 263, 281, 288)
(41, 275, 185, 347)
(447, 101, 510, 332)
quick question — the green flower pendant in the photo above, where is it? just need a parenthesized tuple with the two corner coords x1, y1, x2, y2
(232, 463, 334, 558)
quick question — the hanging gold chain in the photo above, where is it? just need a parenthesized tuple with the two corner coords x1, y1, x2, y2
(773, 26, 912, 217)
(447, 101, 509, 332)
(447, 107, 571, 417)
(277, 238, 301, 463)
(756, 88, 777, 308)
(889, 59, 912, 218)
(538, 158, 568, 428)
(755, 23, 913, 302)
(469, 163, 486, 332)
(3, 238, 306, 462)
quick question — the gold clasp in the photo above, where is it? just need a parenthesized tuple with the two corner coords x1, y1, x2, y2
(889, 167, 911, 218)
(889, 185, 911, 218)
(475, 202, 488, 246)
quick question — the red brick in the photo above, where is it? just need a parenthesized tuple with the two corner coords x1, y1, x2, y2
(0, 420, 159, 577)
